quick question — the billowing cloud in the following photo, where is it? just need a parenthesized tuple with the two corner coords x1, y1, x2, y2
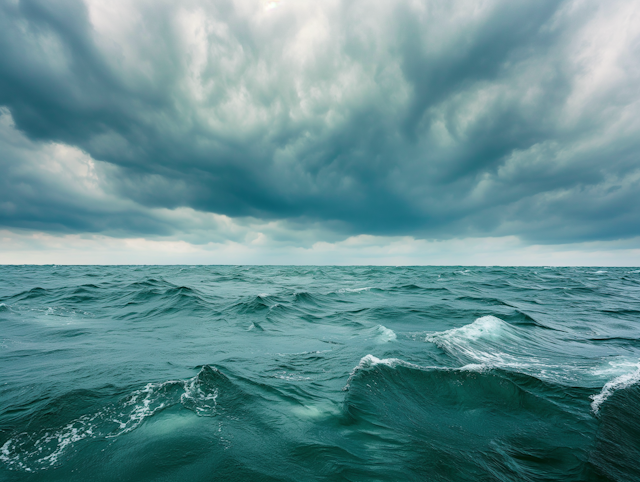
(1, 0, 640, 259)
(0, 108, 347, 246)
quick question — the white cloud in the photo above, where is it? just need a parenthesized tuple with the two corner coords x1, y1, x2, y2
(2, 229, 639, 266)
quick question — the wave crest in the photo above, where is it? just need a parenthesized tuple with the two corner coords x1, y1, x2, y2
(0, 366, 225, 472)
(591, 363, 640, 414)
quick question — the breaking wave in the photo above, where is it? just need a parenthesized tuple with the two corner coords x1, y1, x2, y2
(0, 366, 225, 472)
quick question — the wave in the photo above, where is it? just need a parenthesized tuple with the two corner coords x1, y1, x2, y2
(228, 290, 341, 317)
(427, 315, 506, 342)
(425, 317, 640, 415)
(591, 363, 640, 414)
(423, 315, 640, 393)
(5, 286, 49, 302)
(342, 354, 594, 480)
(375, 325, 397, 343)
(2, 278, 215, 322)
(589, 381, 640, 480)
(4, 284, 103, 305)
(292, 291, 332, 308)
(0, 366, 228, 472)
(247, 321, 264, 331)
(388, 283, 449, 293)
(454, 295, 514, 308)
(343, 354, 431, 390)
(333, 287, 371, 294)
(424, 316, 527, 366)
(227, 296, 272, 314)
(3, 266, 640, 479)
(115, 283, 213, 320)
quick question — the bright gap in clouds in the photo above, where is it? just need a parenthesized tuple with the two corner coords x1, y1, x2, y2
(2, 230, 640, 266)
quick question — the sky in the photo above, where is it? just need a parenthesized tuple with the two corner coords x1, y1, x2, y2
(1, 0, 640, 265)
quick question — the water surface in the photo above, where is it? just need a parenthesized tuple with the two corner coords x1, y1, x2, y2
(1, 266, 639, 481)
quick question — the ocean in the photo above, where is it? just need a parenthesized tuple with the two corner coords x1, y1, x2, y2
(1, 265, 639, 481)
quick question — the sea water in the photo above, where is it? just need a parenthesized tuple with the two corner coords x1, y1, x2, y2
(1, 266, 639, 481)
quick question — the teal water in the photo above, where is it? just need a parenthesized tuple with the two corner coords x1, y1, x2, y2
(1, 266, 639, 481)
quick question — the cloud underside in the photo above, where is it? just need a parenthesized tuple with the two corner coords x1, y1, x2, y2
(1, 0, 640, 250)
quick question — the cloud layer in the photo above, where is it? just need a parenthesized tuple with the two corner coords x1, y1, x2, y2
(1, 0, 640, 256)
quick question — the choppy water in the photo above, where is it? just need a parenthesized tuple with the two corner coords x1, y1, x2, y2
(1, 266, 640, 481)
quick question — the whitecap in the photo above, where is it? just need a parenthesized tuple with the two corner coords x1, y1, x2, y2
(107, 381, 182, 437)
(425, 316, 510, 345)
(426, 317, 557, 369)
(343, 354, 432, 391)
(591, 358, 640, 378)
(591, 363, 640, 414)
(342, 354, 506, 391)
(424, 316, 555, 376)
(460, 363, 492, 372)
(273, 371, 312, 381)
(0, 413, 99, 471)
(376, 325, 397, 343)
(335, 287, 371, 294)
(180, 376, 218, 417)
(0, 367, 221, 471)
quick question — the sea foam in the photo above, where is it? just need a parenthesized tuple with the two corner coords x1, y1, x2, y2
(424, 316, 520, 366)
(591, 363, 640, 414)
(376, 325, 397, 343)
(0, 366, 221, 471)
(343, 354, 434, 391)
(426, 316, 508, 343)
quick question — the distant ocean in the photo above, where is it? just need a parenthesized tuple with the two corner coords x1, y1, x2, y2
(1, 266, 639, 481)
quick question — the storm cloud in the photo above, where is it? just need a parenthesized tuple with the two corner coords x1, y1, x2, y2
(1, 0, 640, 247)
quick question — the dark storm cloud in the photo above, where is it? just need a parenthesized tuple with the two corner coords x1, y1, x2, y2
(1, 0, 639, 243)
(0, 109, 178, 236)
